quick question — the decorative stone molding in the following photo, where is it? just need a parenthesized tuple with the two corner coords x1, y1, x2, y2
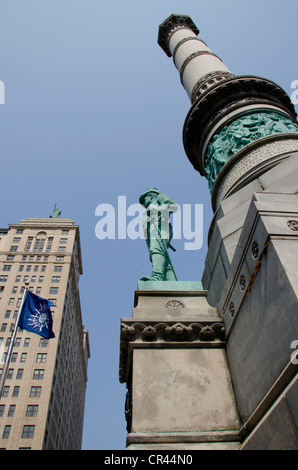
(172, 37, 208, 66)
(179, 51, 224, 83)
(212, 135, 298, 210)
(119, 319, 225, 383)
(165, 299, 184, 310)
(158, 14, 199, 57)
(191, 71, 234, 103)
(183, 75, 297, 178)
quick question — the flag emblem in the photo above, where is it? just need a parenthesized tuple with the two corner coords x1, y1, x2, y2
(18, 291, 55, 339)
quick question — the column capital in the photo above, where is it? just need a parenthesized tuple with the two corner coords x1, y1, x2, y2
(158, 14, 199, 57)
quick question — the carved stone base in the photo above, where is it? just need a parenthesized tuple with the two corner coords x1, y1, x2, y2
(119, 289, 241, 449)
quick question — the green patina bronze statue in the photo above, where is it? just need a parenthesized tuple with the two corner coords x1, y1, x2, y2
(204, 111, 298, 191)
(139, 188, 178, 282)
(52, 204, 62, 218)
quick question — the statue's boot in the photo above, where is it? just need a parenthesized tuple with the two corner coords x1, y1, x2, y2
(140, 253, 166, 281)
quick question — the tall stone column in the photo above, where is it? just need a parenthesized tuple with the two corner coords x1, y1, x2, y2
(158, 14, 298, 449)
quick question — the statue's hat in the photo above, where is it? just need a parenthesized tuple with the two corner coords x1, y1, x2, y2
(139, 188, 160, 206)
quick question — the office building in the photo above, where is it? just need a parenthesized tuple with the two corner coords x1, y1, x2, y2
(0, 216, 90, 450)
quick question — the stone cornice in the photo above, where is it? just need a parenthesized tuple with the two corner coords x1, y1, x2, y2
(119, 319, 225, 383)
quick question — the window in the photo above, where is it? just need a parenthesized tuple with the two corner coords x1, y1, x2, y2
(36, 287, 41, 294)
(2, 425, 11, 439)
(62, 230, 69, 235)
(0, 275, 8, 282)
(34, 238, 45, 253)
(4, 310, 11, 318)
(36, 353, 47, 363)
(2, 386, 9, 397)
(51, 276, 60, 283)
(26, 405, 38, 417)
(31, 276, 36, 283)
(59, 238, 67, 244)
(24, 338, 30, 347)
(38, 276, 44, 283)
(11, 353, 17, 362)
(12, 386, 20, 397)
(58, 246, 66, 253)
(13, 237, 21, 243)
(10, 246, 18, 252)
(39, 338, 49, 348)
(7, 369, 13, 379)
(21, 425, 35, 439)
(15, 275, 21, 282)
(16, 369, 23, 379)
(25, 237, 33, 252)
(33, 369, 44, 380)
(6, 255, 15, 261)
(1, 323, 7, 332)
(49, 287, 58, 294)
(8, 298, 14, 305)
(3, 265, 11, 271)
(0, 286, 4, 293)
(54, 266, 62, 272)
(0, 405, 4, 417)
(26, 265, 31, 272)
(30, 386, 41, 397)
(20, 353, 27, 363)
(41, 265, 46, 272)
(8, 405, 15, 417)
(19, 265, 24, 272)
(12, 286, 17, 294)
(33, 265, 38, 272)
(56, 256, 64, 262)
(46, 238, 53, 252)
(16, 229, 23, 234)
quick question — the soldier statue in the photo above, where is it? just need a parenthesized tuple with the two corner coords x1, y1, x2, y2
(139, 188, 178, 281)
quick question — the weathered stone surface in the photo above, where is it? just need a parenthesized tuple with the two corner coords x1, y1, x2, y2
(131, 348, 240, 433)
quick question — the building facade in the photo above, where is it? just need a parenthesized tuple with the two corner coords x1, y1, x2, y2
(0, 217, 90, 450)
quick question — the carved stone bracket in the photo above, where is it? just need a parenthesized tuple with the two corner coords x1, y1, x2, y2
(119, 319, 225, 383)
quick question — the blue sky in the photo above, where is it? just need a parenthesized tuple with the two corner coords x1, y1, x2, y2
(0, 0, 297, 450)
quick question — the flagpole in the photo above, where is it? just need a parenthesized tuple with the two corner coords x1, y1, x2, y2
(0, 282, 29, 399)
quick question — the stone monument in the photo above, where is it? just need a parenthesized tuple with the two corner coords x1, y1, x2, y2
(119, 14, 298, 450)
(157, 14, 298, 449)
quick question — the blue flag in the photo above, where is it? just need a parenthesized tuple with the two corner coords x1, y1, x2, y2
(18, 291, 55, 339)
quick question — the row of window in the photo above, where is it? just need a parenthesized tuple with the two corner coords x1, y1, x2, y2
(0, 385, 41, 398)
(0, 369, 45, 383)
(3, 265, 63, 272)
(10, 245, 67, 254)
(0, 337, 49, 348)
(5, 255, 65, 262)
(0, 353, 47, 367)
(3, 287, 58, 306)
(2, 424, 35, 439)
(0, 404, 38, 417)
(0, 368, 45, 380)
(0, 275, 61, 283)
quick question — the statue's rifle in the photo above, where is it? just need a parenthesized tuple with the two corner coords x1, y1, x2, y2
(152, 221, 178, 281)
